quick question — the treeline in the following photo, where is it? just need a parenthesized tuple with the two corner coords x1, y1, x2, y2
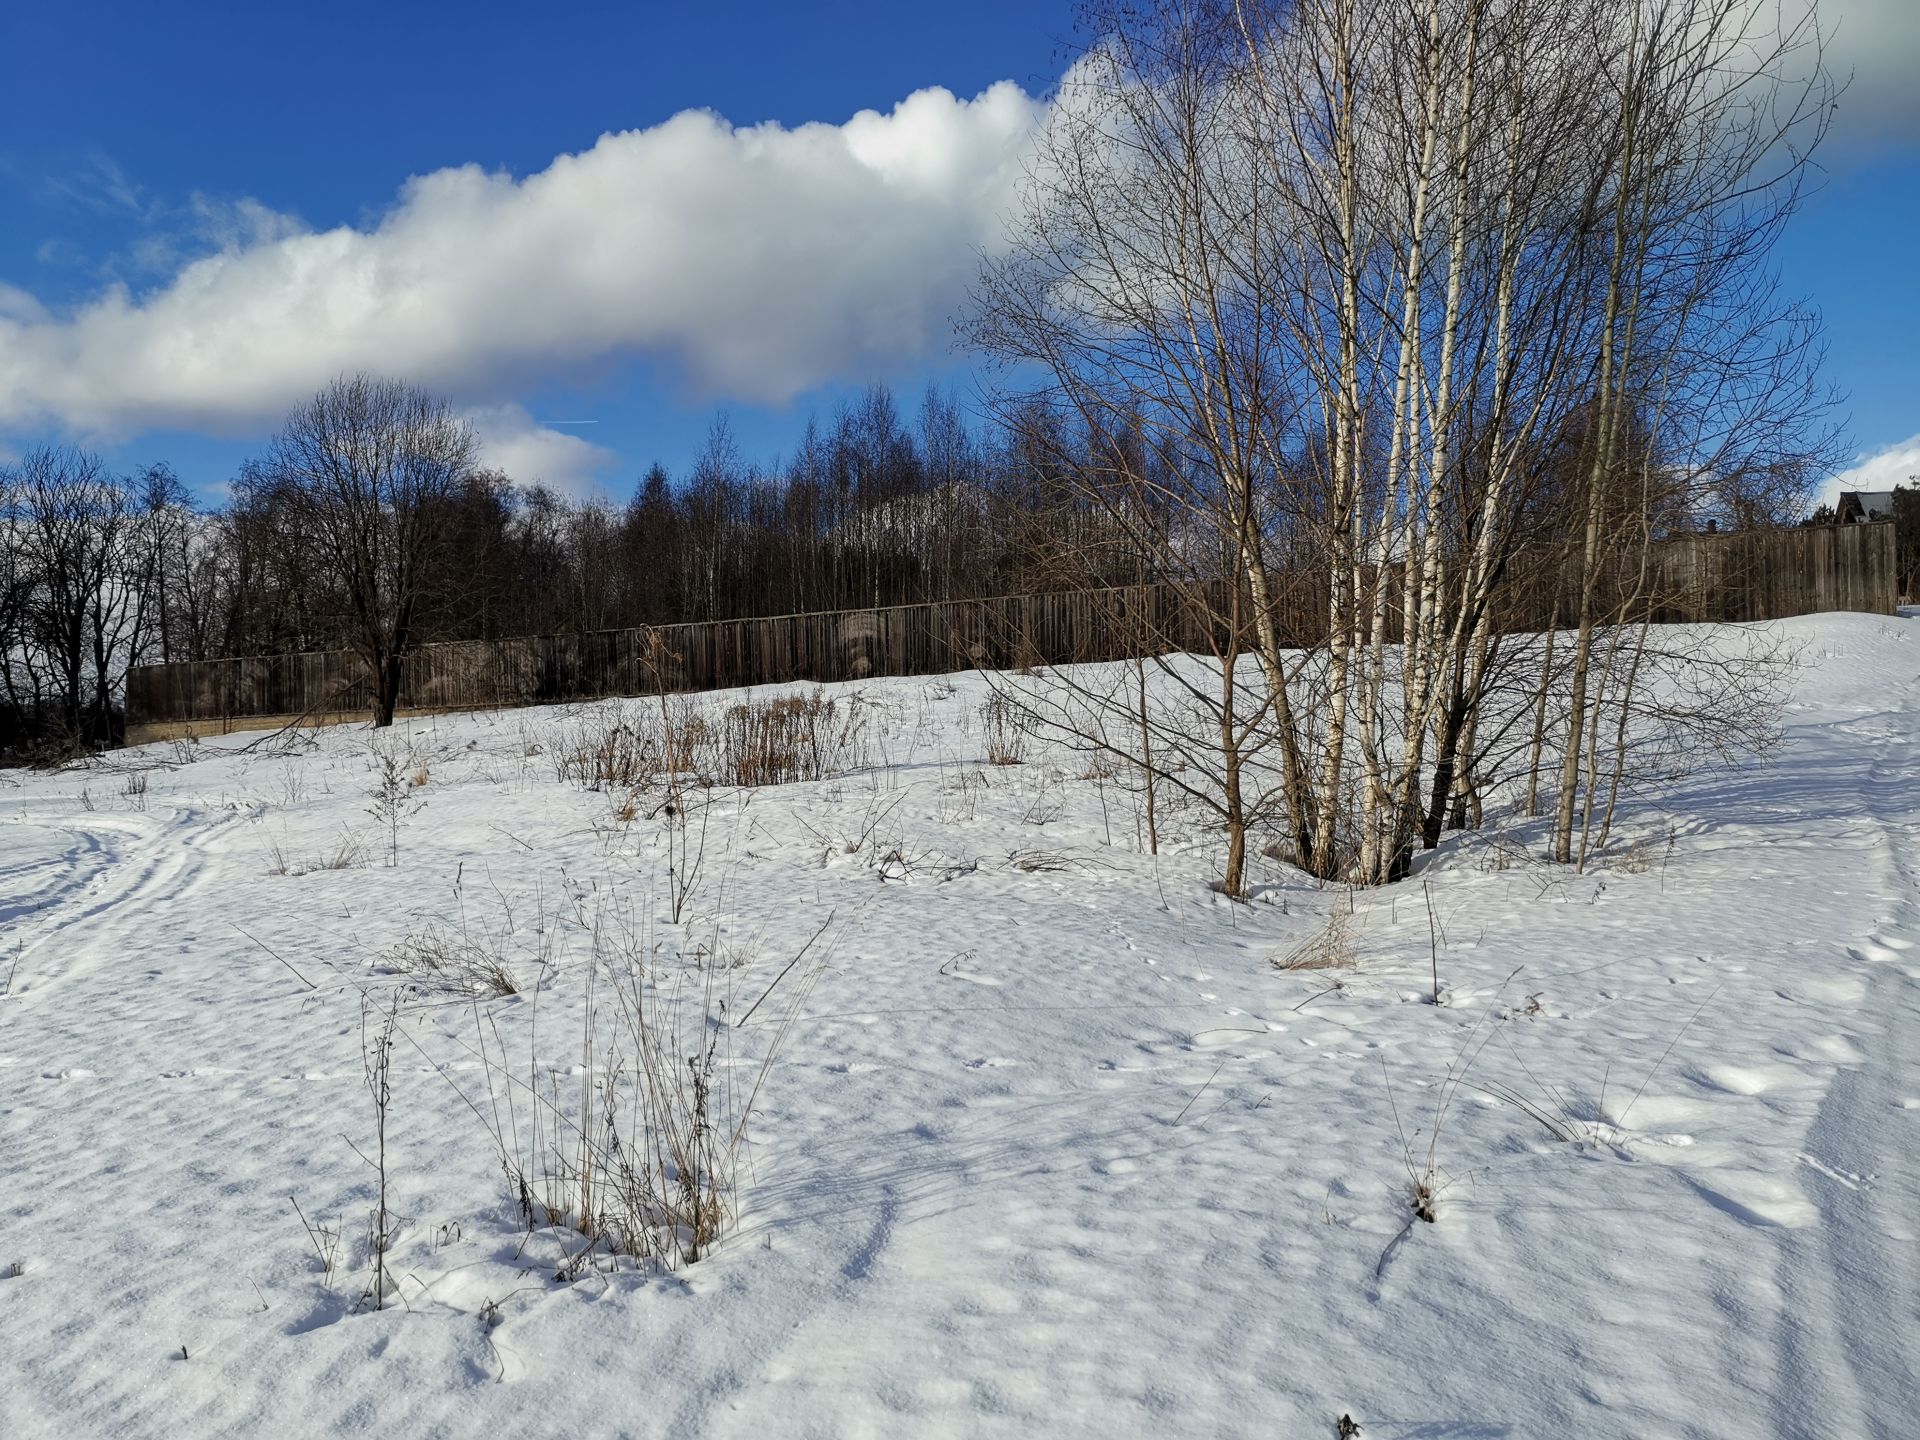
(214, 386, 1096, 657)
(1, 449, 187, 750)
(0, 382, 1151, 753)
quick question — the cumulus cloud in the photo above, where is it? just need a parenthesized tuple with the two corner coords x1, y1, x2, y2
(466, 404, 617, 498)
(1818, 433, 1920, 508)
(0, 82, 1044, 442)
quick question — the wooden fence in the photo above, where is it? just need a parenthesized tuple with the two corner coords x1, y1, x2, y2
(124, 520, 1898, 730)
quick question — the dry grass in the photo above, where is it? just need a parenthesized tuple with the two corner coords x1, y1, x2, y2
(290, 1197, 341, 1287)
(317, 834, 367, 870)
(549, 691, 867, 799)
(1598, 831, 1674, 876)
(548, 699, 728, 795)
(267, 831, 367, 876)
(553, 713, 662, 792)
(1272, 910, 1358, 972)
(719, 690, 867, 789)
(1006, 847, 1085, 874)
(980, 691, 1028, 766)
(471, 904, 831, 1274)
(384, 925, 520, 998)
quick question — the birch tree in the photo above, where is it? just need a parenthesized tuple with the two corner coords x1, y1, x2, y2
(974, 0, 1835, 887)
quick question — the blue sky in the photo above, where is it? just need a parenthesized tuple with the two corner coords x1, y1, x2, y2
(0, 0, 1913, 505)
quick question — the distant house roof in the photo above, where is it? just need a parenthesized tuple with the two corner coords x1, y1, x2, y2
(1836, 490, 1896, 522)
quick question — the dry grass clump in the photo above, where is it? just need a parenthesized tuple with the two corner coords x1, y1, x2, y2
(554, 712, 662, 792)
(1598, 830, 1673, 877)
(267, 831, 367, 876)
(316, 834, 367, 870)
(474, 906, 830, 1274)
(549, 691, 866, 797)
(549, 699, 729, 794)
(980, 690, 1029, 766)
(1272, 909, 1357, 972)
(720, 689, 866, 788)
(662, 703, 714, 777)
(384, 925, 520, 998)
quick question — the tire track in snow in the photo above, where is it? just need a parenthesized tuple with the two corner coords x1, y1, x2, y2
(0, 819, 118, 932)
(3, 802, 252, 997)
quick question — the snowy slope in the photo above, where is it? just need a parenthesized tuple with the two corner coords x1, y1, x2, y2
(2, 612, 1916, 1440)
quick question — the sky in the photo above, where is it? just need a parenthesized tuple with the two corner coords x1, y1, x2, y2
(0, 0, 1913, 508)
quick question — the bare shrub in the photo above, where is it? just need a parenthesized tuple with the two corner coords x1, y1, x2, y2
(720, 689, 866, 788)
(1273, 910, 1357, 972)
(980, 690, 1028, 766)
(554, 712, 660, 792)
(367, 739, 424, 867)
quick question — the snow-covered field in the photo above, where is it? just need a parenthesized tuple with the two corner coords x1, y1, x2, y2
(3, 612, 1917, 1440)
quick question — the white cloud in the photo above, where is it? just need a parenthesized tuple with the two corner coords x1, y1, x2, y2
(1757, 0, 1920, 156)
(0, 284, 49, 325)
(1819, 0, 1920, 153)
(466, 404, 616, 499)
(0, 82, 1043, 445)
(1818, 433, 1920, 508)
(127, 195, 312, 278)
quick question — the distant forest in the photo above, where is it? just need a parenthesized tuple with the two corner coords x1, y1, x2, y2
(181, 384, 1123, 655)
(5, 367, 1837, 758)
(0, 383, 1179, 749)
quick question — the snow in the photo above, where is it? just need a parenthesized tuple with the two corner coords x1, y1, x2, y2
(3, 611, 1918, 1439)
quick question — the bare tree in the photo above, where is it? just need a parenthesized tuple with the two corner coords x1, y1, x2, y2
(969, 0, 1331, 885)
(972, 0, 1836, 887)
(2, 446, 148, 748)
(240, 376, 478, 727)
(1545, 0, 1836, 864)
